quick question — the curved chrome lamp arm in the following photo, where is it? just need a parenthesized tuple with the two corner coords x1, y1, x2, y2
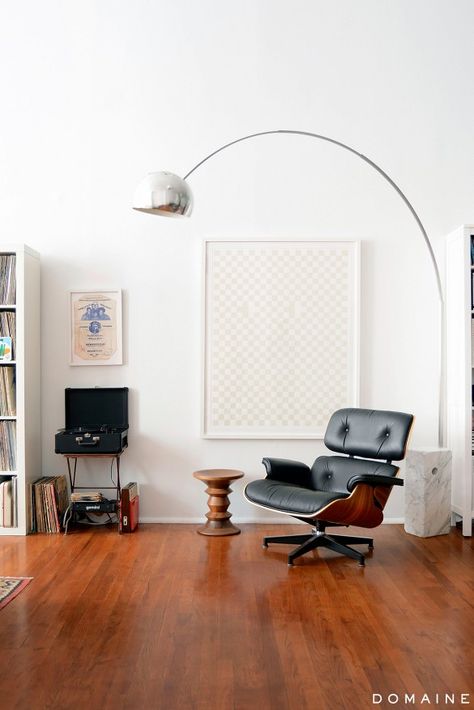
(183, 129, 443, 305)
(133, 129, 445, 446)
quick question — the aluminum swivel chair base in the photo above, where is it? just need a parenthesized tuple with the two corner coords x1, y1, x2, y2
(262, 521, 374, 566)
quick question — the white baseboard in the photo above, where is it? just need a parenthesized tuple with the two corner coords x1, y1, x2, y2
(139, 516, 406, 525)
(140, 517, 303, 524)
(139, 517, 205, 524)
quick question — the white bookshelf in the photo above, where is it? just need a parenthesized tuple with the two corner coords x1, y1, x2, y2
(0, 245, 40, 535)
(446, 225, 474, 536)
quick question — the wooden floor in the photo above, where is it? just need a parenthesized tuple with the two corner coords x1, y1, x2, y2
(0, 523, 473, 710)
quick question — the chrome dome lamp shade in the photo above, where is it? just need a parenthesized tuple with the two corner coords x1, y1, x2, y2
(132, 171, 193, 217)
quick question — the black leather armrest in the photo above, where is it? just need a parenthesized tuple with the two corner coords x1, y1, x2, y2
(347, 474, 404, 493)
(262, 458, 311, 486)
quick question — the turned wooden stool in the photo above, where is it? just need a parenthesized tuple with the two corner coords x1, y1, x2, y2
(193, 469, 244, 536)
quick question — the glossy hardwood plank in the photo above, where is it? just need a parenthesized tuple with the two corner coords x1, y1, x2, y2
(0, 524, 472, 709)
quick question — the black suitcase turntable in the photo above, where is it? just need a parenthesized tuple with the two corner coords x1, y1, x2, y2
(55, 387, 129, 455)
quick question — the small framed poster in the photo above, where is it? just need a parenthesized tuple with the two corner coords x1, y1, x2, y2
(69, 289, 123, 366)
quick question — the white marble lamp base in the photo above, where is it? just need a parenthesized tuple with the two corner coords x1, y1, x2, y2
(404, 448, 452, 537)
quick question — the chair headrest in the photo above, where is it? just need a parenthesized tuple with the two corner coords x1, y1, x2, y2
(324, 408, 414, 461)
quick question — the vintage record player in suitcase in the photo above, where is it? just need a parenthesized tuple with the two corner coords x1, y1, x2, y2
(55, 387, 129, 455)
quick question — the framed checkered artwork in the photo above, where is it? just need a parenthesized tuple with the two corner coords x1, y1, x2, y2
(203, 241, 360, 438)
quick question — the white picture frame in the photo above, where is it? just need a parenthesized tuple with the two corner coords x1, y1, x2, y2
(203, 240, 360, 438)
(69, 289, 123, 366)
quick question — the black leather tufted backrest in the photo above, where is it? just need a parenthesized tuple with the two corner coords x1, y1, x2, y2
(324, 408, 414, 461)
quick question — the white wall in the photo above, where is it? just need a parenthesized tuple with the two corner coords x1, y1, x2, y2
(1, 0, 473, 521)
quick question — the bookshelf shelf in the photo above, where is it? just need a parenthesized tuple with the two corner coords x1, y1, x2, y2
(446, 225, 474, 537)
(0, 245, 40, 535)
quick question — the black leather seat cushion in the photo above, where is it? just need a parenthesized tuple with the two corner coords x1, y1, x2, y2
(245, 479, 348, 516)
(310, 456, 398, 494)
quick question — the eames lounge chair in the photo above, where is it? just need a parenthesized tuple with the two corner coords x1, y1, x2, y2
(244, 408, 414, 566)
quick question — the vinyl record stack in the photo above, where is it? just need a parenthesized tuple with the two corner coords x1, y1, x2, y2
(0, 255, 16, 304)
(29, 475, 69, 533)
(0, 367, 15, 416)
(0, 311, 15, 359)
(0, 421, 16, 471)
(0, 477, 16, 527)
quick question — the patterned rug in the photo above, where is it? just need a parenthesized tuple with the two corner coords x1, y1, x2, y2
(0, 577, 32, 610)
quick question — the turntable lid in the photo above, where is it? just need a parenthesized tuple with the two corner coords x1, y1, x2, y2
(64, 387, 129, 430)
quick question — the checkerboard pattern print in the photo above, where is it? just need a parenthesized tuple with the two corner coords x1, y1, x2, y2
(204, 242, 358, 437)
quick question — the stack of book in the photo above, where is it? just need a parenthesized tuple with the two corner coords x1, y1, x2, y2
(0, 421, 16, 470)
(0, 476, 16, 527)
(29, 475, 68, 533)
(0, 255, 16, 304)
(70, 491, 103, 503)
(0, 367, 15, 416)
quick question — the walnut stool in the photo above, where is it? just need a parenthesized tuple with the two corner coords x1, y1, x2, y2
(193, 469, 244, 536)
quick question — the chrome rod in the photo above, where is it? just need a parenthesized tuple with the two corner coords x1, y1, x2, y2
(183, 129, 445, 446)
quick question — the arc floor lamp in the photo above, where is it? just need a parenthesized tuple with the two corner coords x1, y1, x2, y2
(133, 129, 445, 447)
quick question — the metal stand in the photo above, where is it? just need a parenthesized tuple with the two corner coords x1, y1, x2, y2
(63, 454, 122, 534)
